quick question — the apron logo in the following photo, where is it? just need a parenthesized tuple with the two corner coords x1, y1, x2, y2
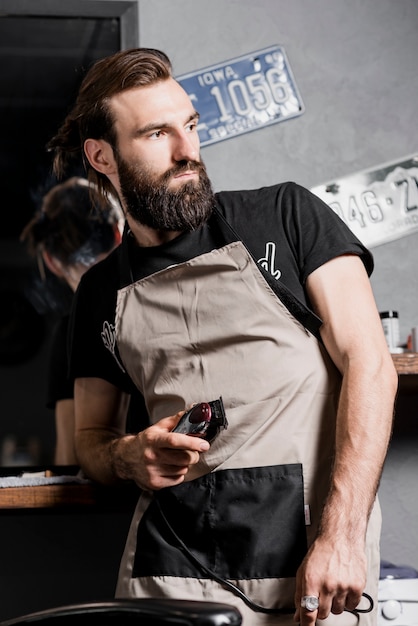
(258, 242, 282, 280)
(101, 321, 126, 372)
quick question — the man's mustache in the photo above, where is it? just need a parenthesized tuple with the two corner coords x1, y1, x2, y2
(162, 160, 204, 181)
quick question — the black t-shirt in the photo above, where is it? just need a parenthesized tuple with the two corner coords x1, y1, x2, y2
(69, 182, 372, 395)
(47, 311, 148, 433)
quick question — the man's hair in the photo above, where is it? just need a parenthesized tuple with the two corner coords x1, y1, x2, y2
(47, 48, 172, 198)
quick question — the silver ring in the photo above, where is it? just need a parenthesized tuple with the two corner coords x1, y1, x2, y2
(301, 595, 319, 611)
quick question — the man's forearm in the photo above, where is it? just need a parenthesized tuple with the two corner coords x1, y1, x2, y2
(75, 429, 133, 485)
(318, 355, 397, 542)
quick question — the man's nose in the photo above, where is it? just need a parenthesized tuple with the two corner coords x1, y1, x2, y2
(172, 130, 199, 162)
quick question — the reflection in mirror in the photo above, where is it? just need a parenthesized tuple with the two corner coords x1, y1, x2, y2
(20, 178, 124, 465)
(0, 13, 121, 467)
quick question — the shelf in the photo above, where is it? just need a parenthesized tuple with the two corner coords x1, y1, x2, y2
(392, 353, 418, 375)
(0, 483, 97, 509)
(391, 353, 418, 394)
(0, 480, 139, 510)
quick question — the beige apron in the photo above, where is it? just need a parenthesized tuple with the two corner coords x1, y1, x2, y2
(113, 237, 380, 625)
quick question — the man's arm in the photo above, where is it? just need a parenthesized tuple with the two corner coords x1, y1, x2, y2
(295, 254, 398, 623)
(74, 377, 210, 488)
(54, 399, 77, 465)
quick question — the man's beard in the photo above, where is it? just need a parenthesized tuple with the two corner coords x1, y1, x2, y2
(116, 154, 215, 232)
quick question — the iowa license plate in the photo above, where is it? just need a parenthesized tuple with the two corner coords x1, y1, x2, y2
(311, 155, 418, 248)
(176, 45, 304, 147)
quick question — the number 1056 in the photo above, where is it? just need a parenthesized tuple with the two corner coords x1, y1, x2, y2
(209, 69, 295, 122)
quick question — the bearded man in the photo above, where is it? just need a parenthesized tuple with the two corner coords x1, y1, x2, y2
(48, 48, 397, 626)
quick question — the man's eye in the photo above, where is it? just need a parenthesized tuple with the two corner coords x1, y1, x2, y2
(186, 121, 198, 133)
(150, 130, 163, 139)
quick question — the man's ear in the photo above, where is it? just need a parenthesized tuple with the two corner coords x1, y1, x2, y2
(84, 138, 117, 175)
(42, 250, 65, 278)
(113, 223, 123, 245)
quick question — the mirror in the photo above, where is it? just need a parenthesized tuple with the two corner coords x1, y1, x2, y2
(0, 1, 138, 467)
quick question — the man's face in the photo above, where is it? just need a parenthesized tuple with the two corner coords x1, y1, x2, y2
(114, 148, 215, 232)
(108, 78, 215, 231)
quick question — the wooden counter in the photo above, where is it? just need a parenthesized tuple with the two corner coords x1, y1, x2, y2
(0, 464, 140, 511)
(392, 352, 418, 375)
(392, 352, 418, 394)
(0, 480, 139, 510)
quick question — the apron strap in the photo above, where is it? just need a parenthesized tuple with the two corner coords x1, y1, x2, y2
(119, 222, 135, 286)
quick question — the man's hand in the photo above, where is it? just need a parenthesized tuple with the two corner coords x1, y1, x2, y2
(111, 412, 210, 490)
(294, 534, 367, 624)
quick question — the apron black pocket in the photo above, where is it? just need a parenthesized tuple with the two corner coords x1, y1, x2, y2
(133, 463, 307, 580)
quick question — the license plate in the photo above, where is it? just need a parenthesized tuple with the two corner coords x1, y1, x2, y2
(310, 155, 418, 248)
(176, 45, 304, 148)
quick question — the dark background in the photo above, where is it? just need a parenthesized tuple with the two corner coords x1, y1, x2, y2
(0, 14, 121, 465)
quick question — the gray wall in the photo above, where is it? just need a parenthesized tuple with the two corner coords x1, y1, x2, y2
(134, 0, 418, 568)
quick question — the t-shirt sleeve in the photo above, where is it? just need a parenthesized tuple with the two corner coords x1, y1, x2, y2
(216, 182, 373, 290)
(280, 182, 374, 282)
(68, 260, 136, 394)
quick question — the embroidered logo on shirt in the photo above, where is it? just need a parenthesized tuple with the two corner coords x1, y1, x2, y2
(258, 242, 282, 280)
(101, 321, 126, 372)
